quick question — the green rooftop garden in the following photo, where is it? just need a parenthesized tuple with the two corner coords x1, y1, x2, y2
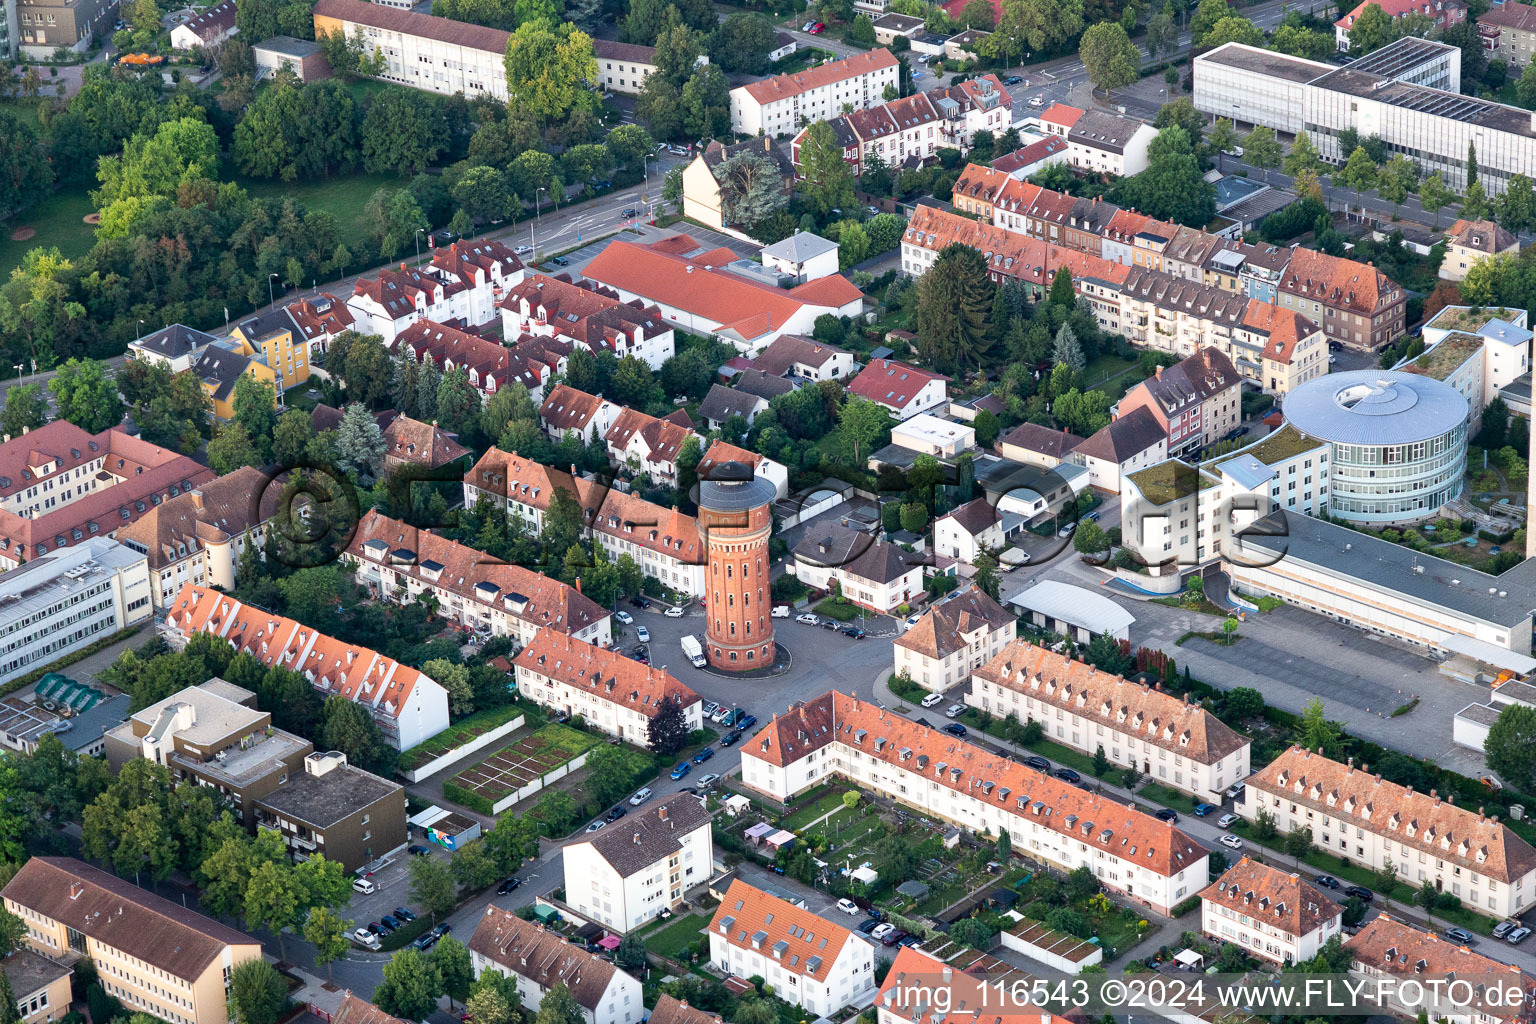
(1209, 425, 1326, 470)
(1126, 460, 1216, 505)
(1424, 306, 1520, 335)
(1400, 332, 1482, 381)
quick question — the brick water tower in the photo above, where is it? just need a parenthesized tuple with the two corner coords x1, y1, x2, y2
(695, 460, 777, 671)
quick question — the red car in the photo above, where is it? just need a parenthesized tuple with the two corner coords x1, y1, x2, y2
(808, 21, 825, 32)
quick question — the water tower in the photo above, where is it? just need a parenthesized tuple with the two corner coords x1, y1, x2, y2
(695, 461, 777, 672)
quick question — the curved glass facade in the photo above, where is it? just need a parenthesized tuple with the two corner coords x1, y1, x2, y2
(1326, 422, 1467, 523)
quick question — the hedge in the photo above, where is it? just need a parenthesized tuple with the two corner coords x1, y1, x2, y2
(0, 624, 143, 702)
(397, 702, 529, 771)
(441, 781, 495, 815)
(1170, 896, 1201, 918)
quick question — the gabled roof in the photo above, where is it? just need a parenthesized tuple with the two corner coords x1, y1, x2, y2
(761, 231, 839, 264)
(848, 358, 948, 411)
(990, 135, 1067, 174)
(1068, 110, 1146, 154)
(539, 385, 609, 436)
(697, 440, 778, 483)
(2, 857, 256, 982)
(590, 489, 703, 563)
(312, 0, 510, 53)
(192, 342, 255, 402)
(514, 628, 699, 718)
(381, 415, 470, 469)
(1241, 300, 1324, 365)
(879, 947, 1046, 1024)
(132, 323, 217, 360)
(115, 466, 280, 569)
(733, 368, 797, 401)
(1335, 0, 1464, 28)
(792, 523, 924, 584)
(934, 496, 1000, 538)
(895, 584, 1013, 660)
(332, 993, 411, 1024)
(582, 794, 712, 877)
(708, 880, 856, 981)
(464, 449, 596, 514)
(604, 407, 694, 465)
(698, 385, 768, 425)
(739, 48, 898, 104)
(1200, 857, 1341, 938)
(699, 138, 796, 182)
(1478, 0, 1536, 30)
(1278, 247, 1404, 318)
(952, 163, 1014, 205)
(1345, 915, 1533, 1019)
(176, 0, 236, 40)
(975, 641, 1249, 764)
(1040, 102, 1085, 128)
(468, 906, 620, 1011)
(647, 996, 723, 1024)
(1073, 406, 1165, 464)
(430, 238, 524, 288)
(286, 294, 354, 341)
(997, 422, 1082, 460)
(1130, 348, 1241, 414)
(748, 334, 850, 377)
(1249, 746, 1536, 882)
(395, 320, 530, 395)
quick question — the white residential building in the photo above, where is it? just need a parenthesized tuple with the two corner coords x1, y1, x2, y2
(593, 39, 658, 96)
(741, 692, 1211, 915)
(893, 585, 1015, 692)
(127, 324, 217, 372)
(312, 0, 510, 100)
(588, 490, 709, 600)
(729, 48, 900, 136)
(696, 440, 790, 501)
(468, 906, 644, 1024)
(345, 510, 612, 648)
(931, 498, 1005, 565)
(1201, 858, 1343, 965)
(604, 408, 699, 487)
(969, 641, 1252, 803)
(501, 273, 675, 372)
(346, 264, 474, 344)
(563, 795, 713, 932)
(513, 629, 703, 745)
(709, 880, 877, 1016)
(426, 239, 528, 328)
(847, 359, 948, 421)
(791, 524, 925, 615)
(539, 385, 622, 443)
(1347, 916, 1534, 1024)
(0, 539, 151, 685)
(1241, 746, 1536, 917)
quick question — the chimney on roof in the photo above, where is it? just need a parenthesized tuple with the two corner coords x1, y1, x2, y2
(574, 577, 581, 594)
(69, 882, 83, 901)
(658, 804, 668, 822)
(190, 489, 205, 512)
(1154, 366, 1162, 379)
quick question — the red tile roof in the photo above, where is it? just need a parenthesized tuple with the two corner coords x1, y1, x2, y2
(848, 358, 948, 411)
(428, 238, 524, 288)
(333, 994, 410, 1024)
(740, 48, 898, 104)
(313, 0, 510, 53)
(1336, 0, 1464, 28)
(990, 135, 1067, 174)
(1040, 102, 1085, 128)
(539, 384, 609, 435)
(286, 294, 354, 341)
(464, 449, 596, 513)
(590, 489, 703, 563)
(1200, 857, 1341, 938)
(514, 628, 699, 717)
(1241, 300, 1323, 365)
(1346, 915, 1532, 1020)
(396, 320, 543, 396)
(1278, 247, 1404, 318)
(708, 880, 855, 982)
(604, 407, 695, 466)
(879, 946, 1045, 1024)
(501, 273, 670, 356)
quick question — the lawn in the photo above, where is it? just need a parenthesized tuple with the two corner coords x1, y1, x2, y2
(1083, 354, 1145, 401)
(782, 789, 850, 830)
(1, 188, 97, 272)
(0, 98, 42, 128)
(1135, 782, 1201, 816)
(230, 164, 409, 253)
(641, 912, 711, 961)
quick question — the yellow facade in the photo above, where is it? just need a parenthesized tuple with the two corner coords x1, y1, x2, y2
(228, 320, 310, 394)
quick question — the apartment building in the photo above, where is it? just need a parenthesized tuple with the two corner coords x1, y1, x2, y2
(894, 585, 1014, 692)
(741, 692, 1211, 914)
(1277, 247, 1407, 352)
(513, 629, 702, 745)
(228, 308, 312, 396)
(0, 538, 150, 686)
(1420, 304, 1532, 412)
(593, 39, 657, 95)
(1117, 349, 1242, 459)
(461, 449, 595, 538)
(1201, 858, 1343, 964)
(1241, 745, 1536, 916)
(847, 359, 948, 421)
(950, 163, 1014, 219)
(253, 750, 407, 872)
(285, 294, 355, 357)
(931, 498, 1005, 564)
(581, 234, 863, 356)
(709, 880, 876, 1016)
(114, 467, 276, 609)
(4, 950, 71, 1024)
(394, 320, 551, 402)
(3, 857, 261, 1024)
(563, 794, 712, 932)
(1065, 108, 1158, 176)
(680, 138, 795, 233)
(128, 324, 217, 373)
(605, 408, 699, 487)
(1334, 0, 1464, 50)
(469, 906, 644, 1024)
(169, 0, 234, 48)
(970, 641, 1250, 802)
(1441, 218, 1519, 282)
(1346, 916, 1535, 1024)
(538, 385, 621, 443)
(346, 510, 612, 647)
(729, 48, 899, 135)
(790, 524, 925, 615)
(380, 415, 470, 472)
(15, 0, 114, 54)
(312, 0, 509, 99)
(164, 585, 450, 749)
(1478, 1, 1536, 70)
(501, 273, 675, 371)
(350, 243, 527, 344)
(103, 679, 311, 828)
(428, 239, 528, 327)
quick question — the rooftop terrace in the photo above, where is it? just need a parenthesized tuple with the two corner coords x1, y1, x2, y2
(1400, 332, 1484, 381)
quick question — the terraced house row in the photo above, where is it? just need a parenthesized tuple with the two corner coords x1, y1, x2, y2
(741, 691, 1211, 915)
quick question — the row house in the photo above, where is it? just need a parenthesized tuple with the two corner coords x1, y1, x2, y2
(729, 48, 899, 136)
(163, 585, 450, 749)
(1117, 348, 1242, 458)
(588, 489, 707, 599)
(539, 384, 620, 443)
(393, 320, 552, 402)
(741, 692, 1211, 915)
(347, 264, 473, 343)
(1240, 745, 1536, 917)
(1278, 247, 1406, 352)
(604, 408, 699, 487)
(461, 449, 597, 536)
(428, 239, 527, 327)
(512, 628, 702, 745)
(1346, 916, 1535, 1024)
(969, 641, 1250, 803)
(345, 509, 612, 648)
(285, 293, 354, 357)
(950, 164, 1014, 220)
(500, 273, 675, 371)
(468, 906, 644, 1024)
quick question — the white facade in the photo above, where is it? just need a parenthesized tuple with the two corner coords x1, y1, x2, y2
(313, 0, 508, 100)
(1201, 862, 1342, 965)
(347, 274, 471, 345)
(513, 639, 703, 747)
(931, 511, 1003, 565)
(893, 604, 1013, 693)
(791, 554, 922, 615)
(0, 539, 152, 685)
(562, 803, 713, 933)
(468, 909, 644, 1024)
(1067, 121, 1157, 177)
(729, 49, 900, 135)
(590, 527, 707, 600)
(890, 414, 974, 458)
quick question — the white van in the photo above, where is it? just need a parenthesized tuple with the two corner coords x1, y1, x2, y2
(771, 605, 790, 618)
(353, 877, 378, 895)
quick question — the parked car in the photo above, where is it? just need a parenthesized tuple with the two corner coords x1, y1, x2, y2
(620, 208, 638, 218)
(821, 619, 839, 630)
(738, 714, 757, 729)
(711, 706, 734, 724)
(945, 704, 965, 718)
(615, 611, 634, 625)
(771, 605, 790, 618)
(1344, 885, 1374, 902)
(395, 907, 415, 922)
(721, 730, 742, 746)
(670, 762, 692, 779)
(585, 820, 607, 833)
(1005, 74, 1023, 84)
(1444, 927, 1475, 945)
(1313, 875, 1341, 890)
(514, 244, 533, 256)
(630, 787, 653, 805)
(808, 21, 825, 32)
(1023, 755, 1050, 772)
(898, 934, 923, 947)
(1494, 921, 1517, 940)
(413, 932, 439, 952)
(904, 614, 922, 631)
(1053, 767, 1082, 784)
(1154, 808, 1179, 823)
(695, 773, 721, 790)
(1029, 95, 1043, 106)
(1057, 521, 1077, 537)
(841, 626, 866, 639)
(1219, 834, 1244, 850)
(1508, 927, 1532, 944)
(857, 918, 880, 934)
(630, 596, 652, 609)
(912, 70, 925, 79)
(921, 693, 944, 708)
(944, 723, 967, 737)
(352, 926, 377, 943)
(631, 644, 649, 658)
(692, 746, 715, 764)
(1226, 782, 1246, 800)
(796, 613, 819, 625)
(702, 701, 719, 717)
(550, 256, 569, 267)
(1217, 813, 1240, 828)
(636, 626, 650, 643)
(1193, 803, 1216, 817)
(871, 923, 896, 941)
(606, 806, 627, 822)
(837, 898, 860, 915)
(497, 877, 521, 895)
(353, 877, 378, 894)
(377, 917, 398, 933)
(881, 930, 908, 947)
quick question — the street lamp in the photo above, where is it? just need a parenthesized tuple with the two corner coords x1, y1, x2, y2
(135, 318, 145, 341)
(267, 274, 278, 309)
(12, 365, 22, 382)
(531, 186, 549, 258)
(415, 227, 426, 265)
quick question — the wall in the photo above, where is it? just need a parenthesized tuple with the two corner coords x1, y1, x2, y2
(400, 713, 525, 783)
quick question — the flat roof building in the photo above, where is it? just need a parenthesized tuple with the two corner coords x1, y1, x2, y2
(254, 750, 407, 872)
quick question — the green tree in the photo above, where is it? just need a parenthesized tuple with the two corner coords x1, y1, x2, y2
(464, 984, 515, 1024)
(1079, 21, 1140, 93)
(1415, 880, 1439, 927)
(1418, 171, 1453, 228)
(681, 64, 732, 140)
(1253, 807, 1279, 840)
(244, 860, 304, 960)
(434, 936, 476, 1007)
(915, 244, 994, 374)
(0, 383, 47, 438)
(321, 695, 391, 773)
(1242, 125, 1282, 181)
(837, 396, 893, 463)
(1377, 154, 1418, 216)
(1225, 687, 1264, 719)
(647, 694, 689, 756)
(303, 906, 351, 984)
(973, 552, 1000, 600)
(1206, 118, 1239, 174)
(503, 22, 599, 127)
(534, 984, 585, 1024)
(409, 854, 458, 924)
(1204, 14, 1261, 46)
(1347, 2, 1395, 53)
(1145, 7, 1176, 57)
(1189, 0, 1232, 44)
(797, 121, 857, 217)
(1283, 825, 1314, 866)
(1299, 696, 1342, 756)
(1338, 146, 1379, 199)
(1462, 179, 1493, 220)
(1073, 520, 1109, 555)
(717, 147, 789, 228)
(1485, 703, 1536, 791)
(359, 89, 447, 176)
(48, 359, 123, 434)
(375, 949, 444, 1022)
(0, 112, 53, 219)
(1092, 744, 1110, 775)
(230, 959, 288, 1024)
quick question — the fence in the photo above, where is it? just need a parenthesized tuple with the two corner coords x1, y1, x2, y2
(399, 713, 526, 783)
